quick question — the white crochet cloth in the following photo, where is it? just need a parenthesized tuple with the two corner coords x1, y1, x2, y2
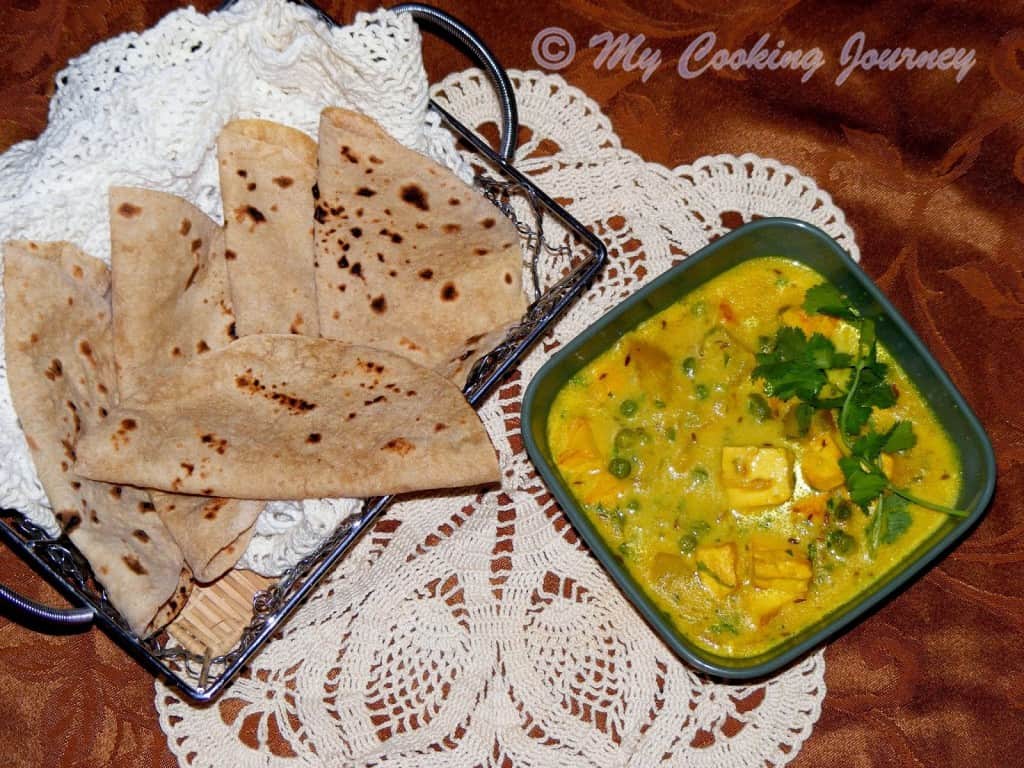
(0, 1, 869, 764)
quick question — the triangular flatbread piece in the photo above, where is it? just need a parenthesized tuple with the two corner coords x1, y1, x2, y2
(4, 240, 185, 635)
(217, 120, 319, 337)
(75, 334, 500, 499)
(313, 108, 526, 379)
(109, 188, 263, 582)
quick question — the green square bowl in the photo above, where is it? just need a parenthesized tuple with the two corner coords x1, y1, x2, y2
(521, 217, 996, 679)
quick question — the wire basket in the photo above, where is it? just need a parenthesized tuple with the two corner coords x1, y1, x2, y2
(0, 1, 606, 702)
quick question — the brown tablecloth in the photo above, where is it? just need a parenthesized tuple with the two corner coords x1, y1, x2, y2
(1, 1, 1022, 766)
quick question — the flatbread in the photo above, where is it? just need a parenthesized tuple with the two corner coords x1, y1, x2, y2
(3, 240, 185, 636)
(217, 120, 320, 337)
(109, 187, 237, 394)
(149, 492, 260, 584)
(313, 107, 527, 375)
(74, 334, 500, 499)
(147, 566, 194, 635)
(109, 187, 263, 581)
(436, 323, 517, 390)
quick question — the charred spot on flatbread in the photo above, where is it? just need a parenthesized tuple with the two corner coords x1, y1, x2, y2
(400, 184, 429, 211)
(235, 205, 266, 225)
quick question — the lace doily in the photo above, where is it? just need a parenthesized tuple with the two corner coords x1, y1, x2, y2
(0, 2, 862, 763)
(153, 60, 861, 764)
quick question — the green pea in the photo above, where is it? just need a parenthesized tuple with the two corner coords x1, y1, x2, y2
(653, 398, 666, 409)
(614, 428, 639, 452)
(747, 393, 772, 422)
(608, 457, 632, 478)
(682, 356, 697, 378)
(695, 384, 709, 400)
(619, 399, 638, 417)
(666, 426, 677, 442)
(832, 500, 853, 522)
(691, 466, 709, 484)
(678, 533, 698, 554)
(827, 529, 857, 557)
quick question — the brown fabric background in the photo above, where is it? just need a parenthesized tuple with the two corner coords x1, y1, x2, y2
(1, 1, 1022, 766)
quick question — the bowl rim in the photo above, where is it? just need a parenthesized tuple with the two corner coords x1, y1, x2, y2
(521, 216, 996, 679)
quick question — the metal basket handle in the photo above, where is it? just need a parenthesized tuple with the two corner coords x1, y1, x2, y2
(0, 516, 94, 628)
(392, 3, 520, 163)
(0, 585, 93, 628)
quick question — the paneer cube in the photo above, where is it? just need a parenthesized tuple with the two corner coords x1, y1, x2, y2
(750, 544, 812, 593)
(696, 542, 738, 598)
(577, 469, 628, 507)
(801, 432, 845, 491)
(721, 446, 794, 508)
(743, 542, 813, 626)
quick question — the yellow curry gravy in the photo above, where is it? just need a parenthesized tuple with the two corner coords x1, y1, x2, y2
(547, 257, 960, 657)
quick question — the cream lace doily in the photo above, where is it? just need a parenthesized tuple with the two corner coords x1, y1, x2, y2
(0, 2, 865, 764)
(158, 64, 860, 768)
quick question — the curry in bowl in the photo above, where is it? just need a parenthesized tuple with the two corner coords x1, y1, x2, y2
(544, 256, 964, 658)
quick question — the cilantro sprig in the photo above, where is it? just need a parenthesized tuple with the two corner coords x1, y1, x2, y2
(752, 283, 966, 554)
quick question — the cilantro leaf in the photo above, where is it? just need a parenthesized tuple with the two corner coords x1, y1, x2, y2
(839, 456, 887, 506)
(852, 363, 896, 408)
(879, 494, 912, 544)
(883, 421, 916, 453)
(850, 422, 913, 463)
(803, 333, 853, 373)
(852, 429, 887, 461)
(803, 283, 859, 321)
(839, 358, 896, 436)
(752, 328, 847, 402)
(840, 401, 872, 436)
